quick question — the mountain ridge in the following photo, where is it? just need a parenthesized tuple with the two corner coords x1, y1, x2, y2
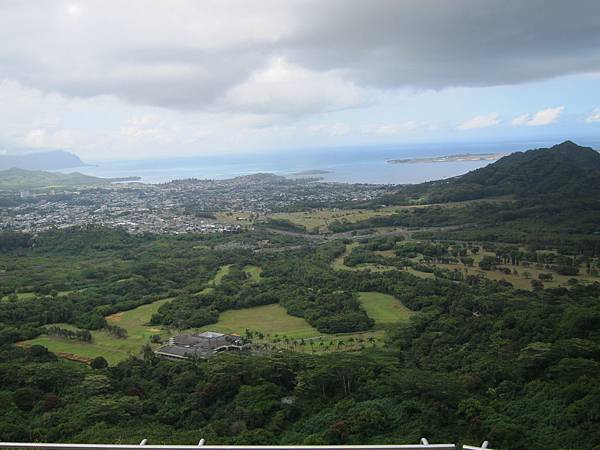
(0, 150, 84, 171)
(374, 140, 600, 205)
(432, 140, 600, 201)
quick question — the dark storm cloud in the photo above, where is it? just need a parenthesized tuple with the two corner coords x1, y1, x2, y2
(285, 0, 600, 88)
(1, 0, 599, 110)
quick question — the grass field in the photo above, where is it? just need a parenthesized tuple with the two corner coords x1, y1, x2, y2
(201, 303, 386, 352)
(332, 242, 360, 270)
(358, 292, 414, 325)
(268, 207, 401, 233)
(198, 303, 319, 339)
(266, 199, 512, 233)
(215, 211, 254, 224)
(2, 290, 78, 302)
(197, 264, 233, 294)
(2, 292, 37, 301)
(22, 297, 391, 362)
(244, 265, 262, 282)
(21, 298, 173, 365)
(332, 242, 435, 279)
(212, 264, 232, 285)
(404, 267, 436, 279)
(435, 262, 598, 290)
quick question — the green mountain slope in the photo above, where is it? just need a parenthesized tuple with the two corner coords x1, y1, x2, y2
(455, 140, 600, 198)
(0, 168, 110, 191)
(380, 140, 600, 204)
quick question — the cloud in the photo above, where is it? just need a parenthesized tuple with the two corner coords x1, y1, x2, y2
(126, 115, 161, 127)
(306, 123, 353, 136)
(1, 1, 600, 113)
(362, 121, 421, 135)
(221, 58, 366, 115)
(24, 128, 82, 149)
(512, 106, 564, 126)
(585, 108, 600, 122)
(458, 113, 500, 130)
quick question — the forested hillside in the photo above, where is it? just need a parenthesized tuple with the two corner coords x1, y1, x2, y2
(0, 225, 599, 449)
(333, 142, 600, 250)
(375, 141, 600, 204)
(0, 168, 107, 191)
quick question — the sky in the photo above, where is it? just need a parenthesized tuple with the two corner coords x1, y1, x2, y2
(1, 0, 600, 161)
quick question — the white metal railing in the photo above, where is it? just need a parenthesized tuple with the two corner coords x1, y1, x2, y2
(463, 442, 492, 450)
(0, 444, 453, 450)
(0, 440, 493, 450)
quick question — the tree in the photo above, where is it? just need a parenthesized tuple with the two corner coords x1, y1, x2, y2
(90, 356, 109, 369)
(538, 273, 553, 281)
(479, 256, 497, 271)
(13, 387, 43, 411)
(531, 279, 544, 291)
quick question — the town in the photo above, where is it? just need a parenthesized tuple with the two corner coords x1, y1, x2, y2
(0, 173, 391, 234)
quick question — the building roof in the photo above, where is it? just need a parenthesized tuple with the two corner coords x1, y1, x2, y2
(196, 331, 225, 339)
(157, 331, 241, 360)
(155, 344, 213, 359)
(172, 335, 202, 346)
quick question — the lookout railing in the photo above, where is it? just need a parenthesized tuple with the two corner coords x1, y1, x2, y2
(0, 439, 493, 450)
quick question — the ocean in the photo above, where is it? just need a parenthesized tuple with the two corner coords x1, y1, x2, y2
(69, 140, 562, 185)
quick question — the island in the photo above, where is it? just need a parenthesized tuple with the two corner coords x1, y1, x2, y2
(387, 152, 508, 164)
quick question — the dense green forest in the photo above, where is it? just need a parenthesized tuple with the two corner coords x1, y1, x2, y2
(1, 142, 600, 449)
(1, 226, 599, 449)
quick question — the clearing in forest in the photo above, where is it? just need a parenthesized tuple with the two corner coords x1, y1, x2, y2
(358, 292, 414, 324)
(21, 298, 173, 365)
(244, 265, 262, 282)
(198, 303, 318, 339)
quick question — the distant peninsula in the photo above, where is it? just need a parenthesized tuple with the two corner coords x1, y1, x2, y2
(0, 150, 85, 170)
(290, 169, 331, 176)
(387, 152, 508, 164)
(0, 168, 140, 191)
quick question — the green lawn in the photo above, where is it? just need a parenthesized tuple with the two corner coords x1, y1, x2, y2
(332, 243, 417, 274)
(2, 290, 76, 302)
(358, 292, 414, 325)
(21, 298, 173, 365)
(198, 303, 386, 352)
(268, 207, 403, 233)
(1, 292, 37, 301)
(212, 264, 231, 285)
(434, 262, 598, 290)
(22, 294, 401, 363)
(332, 242, 360, 270)
(244, 265, 262, 282)
(197, 264, 232, 294)
(404, 267, 436, 279)
(198, 303, 319, 339)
